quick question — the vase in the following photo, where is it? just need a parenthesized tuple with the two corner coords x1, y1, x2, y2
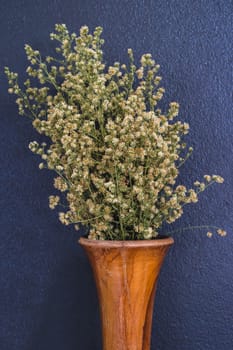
(79, 236, 174, 350)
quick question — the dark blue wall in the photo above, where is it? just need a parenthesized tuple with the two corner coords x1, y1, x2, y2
(0, 1, 232, 349)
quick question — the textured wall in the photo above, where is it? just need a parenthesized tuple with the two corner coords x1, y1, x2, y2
(0, 1, 232, 349)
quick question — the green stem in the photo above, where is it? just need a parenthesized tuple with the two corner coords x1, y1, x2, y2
(53, 169, 73, 188)
(177, 148, 193, 168)
(114, 163, 125, 240)
(72, 215, 103, 224)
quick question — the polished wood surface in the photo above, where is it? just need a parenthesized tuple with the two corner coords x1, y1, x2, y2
(79, 237, 174, 350)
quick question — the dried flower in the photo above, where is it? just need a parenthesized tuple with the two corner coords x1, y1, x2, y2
(217, 229, 227, 237)
(49, 195, 60, 209)
(5, 24, 225, 240)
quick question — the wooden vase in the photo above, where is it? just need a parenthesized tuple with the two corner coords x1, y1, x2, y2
(79, 236, 174, 350)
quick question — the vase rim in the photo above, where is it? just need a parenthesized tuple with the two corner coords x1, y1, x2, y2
(79, 236, 174, 248)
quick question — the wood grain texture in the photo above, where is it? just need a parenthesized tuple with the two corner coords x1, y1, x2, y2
(79, 237, 174, 350)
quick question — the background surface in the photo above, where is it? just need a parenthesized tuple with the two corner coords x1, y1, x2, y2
(0, 1, 232, 349)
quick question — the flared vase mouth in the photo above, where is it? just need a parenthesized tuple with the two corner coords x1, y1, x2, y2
(79, 235, 174, 248)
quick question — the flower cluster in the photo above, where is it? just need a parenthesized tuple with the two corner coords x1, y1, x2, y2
(5, 24, 225, 240)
